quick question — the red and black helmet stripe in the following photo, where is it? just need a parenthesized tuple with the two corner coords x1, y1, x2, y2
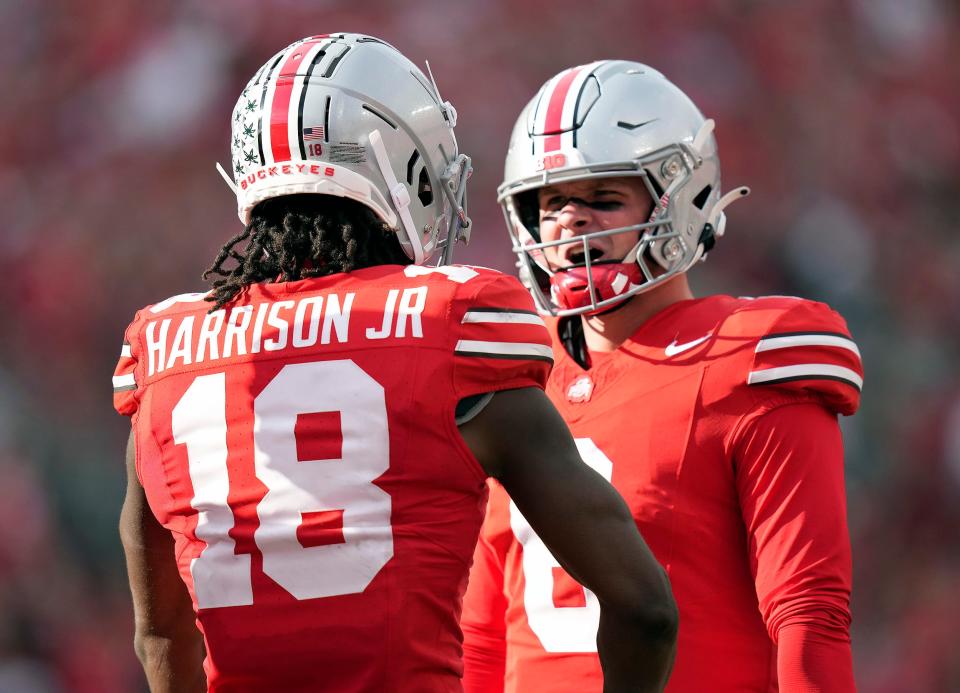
(256, 51, 286, 166)
(530, 61, 607, 154)
(296, 43, 332, 159)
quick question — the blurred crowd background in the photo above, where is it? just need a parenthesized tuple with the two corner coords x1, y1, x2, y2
(1, 0, 958, 690)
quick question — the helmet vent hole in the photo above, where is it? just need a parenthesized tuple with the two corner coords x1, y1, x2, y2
(362, 104, 397, 130)
(417, 167, 433, 206)
(406, 150, 420, 184)
(322, 45, 351, 78)
(693, 184, 712, 210)
(323, 96, 331, 142)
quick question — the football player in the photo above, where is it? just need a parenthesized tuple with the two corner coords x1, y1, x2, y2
(461, 61, 863, 692)
(112, 37, 676, 693)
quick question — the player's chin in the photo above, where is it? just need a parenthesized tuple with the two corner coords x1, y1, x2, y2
(544, 256, 570, 273)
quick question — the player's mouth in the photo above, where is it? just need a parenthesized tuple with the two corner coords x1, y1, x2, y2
(560, 243, 608, 268)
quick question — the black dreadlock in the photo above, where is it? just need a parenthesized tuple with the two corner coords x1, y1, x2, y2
(203, 194, 411, 311)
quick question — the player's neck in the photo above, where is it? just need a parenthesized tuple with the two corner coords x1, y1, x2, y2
(581, 274, 694, 352)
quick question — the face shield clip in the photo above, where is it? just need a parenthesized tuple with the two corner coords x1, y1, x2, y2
(425, 60, 458, 128)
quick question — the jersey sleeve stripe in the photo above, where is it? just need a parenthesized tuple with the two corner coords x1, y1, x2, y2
(756, 333, 860, 357)
(462, 310, 546, 326)
(455, 340, 554, 362)
(113, 373, 136, 391)
(121, 343, 132, 358)
(748, 364, 863, 391)
(463, 306, 539, 315)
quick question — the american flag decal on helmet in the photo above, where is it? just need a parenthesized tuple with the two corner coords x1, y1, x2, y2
(302, 126, 325, 141)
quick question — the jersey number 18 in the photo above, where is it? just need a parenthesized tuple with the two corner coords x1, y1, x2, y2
(171, 360, 393, 608)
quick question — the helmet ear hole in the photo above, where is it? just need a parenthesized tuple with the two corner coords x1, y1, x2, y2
(516, 189, 541, 239)
(417, 167, 433, 206)
(406, 150, 420, 184)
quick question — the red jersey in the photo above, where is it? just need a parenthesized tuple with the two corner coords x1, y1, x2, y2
(112, 264, 552, 692)
(461, 295, 863, 692)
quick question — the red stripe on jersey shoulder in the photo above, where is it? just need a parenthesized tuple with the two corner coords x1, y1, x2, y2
(458, 307, 551, 360)
(114, 315, 145, 417)
(452, 273, 553, 397)
(745, 300, 863, 415)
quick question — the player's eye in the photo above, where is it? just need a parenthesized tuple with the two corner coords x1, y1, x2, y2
(588, 200, 622, 211)
(539, 196, 620, 219)
(540, 201, 566, 222)
(541, 198, 567, 213)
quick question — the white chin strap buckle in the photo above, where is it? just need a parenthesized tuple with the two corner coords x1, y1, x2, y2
(369, 128, 424, 263)
(391, 182, 411, 210)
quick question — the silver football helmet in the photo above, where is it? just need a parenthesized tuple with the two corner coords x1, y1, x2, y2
(220, 33, 471, 265)
(498, 60, 749, 316)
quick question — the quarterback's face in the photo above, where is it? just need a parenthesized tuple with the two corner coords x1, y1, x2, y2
(537, 177, 653, 271)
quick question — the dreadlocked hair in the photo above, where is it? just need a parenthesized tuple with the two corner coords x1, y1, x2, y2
(203, 194, 411, 311)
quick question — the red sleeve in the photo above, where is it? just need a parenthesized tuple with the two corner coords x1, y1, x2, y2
(734, 401, 855, 692)
(112, 311, 144, 417)
(453, 273, 553, 399)
(747, 300, 863, 416)
(461, 481, 508, 693)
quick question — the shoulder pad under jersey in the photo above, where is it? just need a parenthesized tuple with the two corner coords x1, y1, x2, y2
(741, 297, 862, 415)
(450, 270, 553, 398)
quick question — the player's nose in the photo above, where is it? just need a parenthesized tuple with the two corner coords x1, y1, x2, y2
(557, 199, 592, 236)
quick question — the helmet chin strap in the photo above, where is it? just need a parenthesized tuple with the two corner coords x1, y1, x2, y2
(368, 128, 425, 264)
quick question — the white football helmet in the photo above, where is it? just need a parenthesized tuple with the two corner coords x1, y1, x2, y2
(498, 60, 749, 316)
(221, 33, 471, 265)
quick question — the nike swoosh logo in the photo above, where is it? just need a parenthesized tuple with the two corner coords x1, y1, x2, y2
(617, 118, 658, 131)
(664, 333, 712, 357)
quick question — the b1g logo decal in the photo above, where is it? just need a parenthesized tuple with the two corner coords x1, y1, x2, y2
(535, 153, 567, 171)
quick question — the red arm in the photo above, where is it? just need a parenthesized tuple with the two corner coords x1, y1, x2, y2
(734, 401, 856, 692)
